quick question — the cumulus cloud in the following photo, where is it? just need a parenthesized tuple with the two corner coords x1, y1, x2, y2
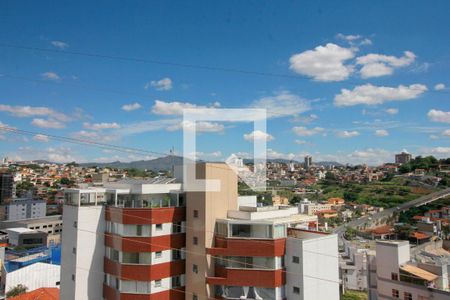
(167, 120, 224, 133)
(152, 100, 213, 115)
(50, 41, 69, 49)
(243, 130, 274, 142)
(336, 33, 372, 46)
(84, 122, 121, 130)
(419, 147, 450, 158)
(336, 130, 360, 138)
(121, 102, 142, 111)
(33, 134, 50, 142)
(375, 129, 389, 137)
(145, 77, 173, 91)
(190, 151, 222, 159)
(434, 83, 446, 91)
(385, 108, 399, 115)
(41, 71, 61, 81)
(427, 109, 450, 123)
(31, 118, 65, 129)
(292, 126, 325, 136)
(356, 51, 416, 78)
(250, 91, 311, 118)
(334, 83, 427, 106)
(289, 43, 355, 81)
(290, 114, 318, 124)
(0, 105, 71, 122)
(442, 129, 450, 137)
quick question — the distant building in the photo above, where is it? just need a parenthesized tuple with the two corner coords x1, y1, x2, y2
(395, 151, 412, 165)
(4, 263, 60, 296)
(0, 197, 46, 221)
(0, 172, 14, 204)
(3, 227, 48, 248)
(304, 155, 312, 169)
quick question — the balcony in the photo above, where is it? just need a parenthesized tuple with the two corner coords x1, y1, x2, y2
(105, 232, 185, 252)
(207, 236, 285, 257)
(105, 206, 185, 225)
(206, 266, 285, 288)
(103, 284, 185, 300)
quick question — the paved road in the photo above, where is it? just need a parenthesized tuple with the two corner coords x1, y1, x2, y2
(333, 187, 450, 237)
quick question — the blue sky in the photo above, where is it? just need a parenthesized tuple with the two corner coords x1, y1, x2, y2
(0, 0, 449, 165)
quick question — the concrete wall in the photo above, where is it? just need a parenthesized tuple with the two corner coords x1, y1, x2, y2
(185, 163, 238, 300)
(5, 263, 60, 293)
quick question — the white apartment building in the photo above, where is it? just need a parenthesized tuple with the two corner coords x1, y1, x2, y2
(1, 197, 46, 221)
(369, 240, 450, 300)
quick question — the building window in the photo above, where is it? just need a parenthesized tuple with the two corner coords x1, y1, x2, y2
(154, 279, 162, 287)
(193, 264, 198, 274)
(155, 251, 162, 258)
(173, 222, 182, 233)
(193, 294, 198, 300)
(72, 274, 76, 281)
(392, 289, 399, 298)
(56, 281, 60, 286)
(193, 210, 199, 218)
(193, 236, 198, 245)
(172, 275, 182, 288)
(404, 292, 412, 300)
(73, 221, 77, 228)
(136, 225, 143, 236)
(172, 249, 182, 260)
(292, 256, 300, 264)
(156, 224, 163, 231)
(72, 247, 76, 254)
(391, 272, 399, 280)
(293, 286, 300, 294)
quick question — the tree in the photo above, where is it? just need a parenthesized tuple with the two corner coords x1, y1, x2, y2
(6, 284, 28, 298)
(345, 227, 358, 240)
(15, 181, 35, 197)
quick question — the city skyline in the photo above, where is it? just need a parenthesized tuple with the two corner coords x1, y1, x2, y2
(0, 1, 449, 166)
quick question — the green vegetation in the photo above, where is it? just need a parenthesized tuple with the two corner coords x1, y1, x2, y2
(6, 284, 28, 298)
(15, 180, 35, 197)
(124, 168, 155, 177)
(341, 290, 368, 300)
(399, 156, 449, 174)
(398, 198, 450, 224)
(318, 177, 434, 208)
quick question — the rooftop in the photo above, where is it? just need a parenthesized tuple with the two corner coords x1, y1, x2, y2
(9, 287, 59, 300)
(400, 264, 438, 282)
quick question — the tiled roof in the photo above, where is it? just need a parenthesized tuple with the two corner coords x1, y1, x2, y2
(9, 287, 59, 300)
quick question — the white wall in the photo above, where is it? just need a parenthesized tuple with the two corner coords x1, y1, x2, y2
(60, 205, 105, 300)
(5, 263, 60, 293)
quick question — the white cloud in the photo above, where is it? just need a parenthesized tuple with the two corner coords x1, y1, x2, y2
(292, 126, 325, 136)
(347, 148, 393, 165)
(357, 51, 416, 78)
(434, 83, 446, 91)
(50, 41, 69, 49)
(250, 91, 311, 118)
(419, 147, 450, 158)
(336, 33, 372, 46)
(121, 102, 142, 111)
(267, 149, 296, 160)
(290, 114, 318, 123)
(336, 130, 360, 138)
(31, 118, 65, 129)
(289, 43, 355, 81)
(145, 77, 173, 91)
(243, 130, 274, 142)
(191, 151, 223, 159)
(152, 100, 208, 115)
(427, 109, 450, 123)
(375, 129, 389, 137)
(167, 120, 224, 133)
(385, 108, 399, 115)
(41, 71, 61, 81)
(32, 134, 50, 142)
(84, 122, 121, 130)
(334, 83, 427, 106)
(442, 129, 450, 137)
(0, 105, 70, 121)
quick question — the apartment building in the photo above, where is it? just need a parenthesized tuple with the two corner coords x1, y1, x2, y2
(0, 197, 46, 221)
(60, 163, 340, 300)
(369, 240, 450, 300)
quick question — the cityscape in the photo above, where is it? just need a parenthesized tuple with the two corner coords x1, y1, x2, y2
(0, 1, 449, 300)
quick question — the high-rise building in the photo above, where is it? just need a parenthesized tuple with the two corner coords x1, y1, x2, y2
(395, 152, 412, 165)
(304, 155, 312, 169)
(60, 163, 339, 300)
(0, 172, 14, 204)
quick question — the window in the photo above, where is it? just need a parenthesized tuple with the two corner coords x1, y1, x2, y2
(72, 274, 76, 281)
(292, 256, 300, 264)
(56, 281, 60, 286)
(293, 286, 300, 294)
(391, 272, 399, 281)
(173, 222, 182, 233)
(156, 224, 163, 231)
(392, 289, 399, 298)
(73, 221, 77, 228)
(154, 279, 162, 287)
(404, 292, 412, 300)
(136, 225, 143, 236)
(172, 275, 182, 288)
(172, 249, 182, 260)
(193, 236, 198, 245)
(193, 294, 198, 300)
(72, 247, 77, 254)
(193, 264, 198, 274)
(193, 210, 199, 218)
(155, 251, 162, 258)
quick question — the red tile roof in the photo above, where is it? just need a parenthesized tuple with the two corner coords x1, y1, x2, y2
(9, 288, 59, 300)
(410, 232, 431, 240)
